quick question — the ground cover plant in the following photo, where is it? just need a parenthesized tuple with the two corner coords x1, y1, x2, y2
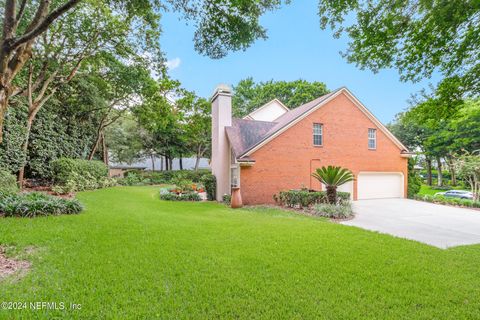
(313, 202, 354, 219)
(1, 187, 480, 319)
(0, 192, 83, 217)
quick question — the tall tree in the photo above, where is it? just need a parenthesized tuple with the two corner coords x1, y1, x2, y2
(180, 93, 211, 170)
(0, 0, 82, 142)
(0, 0, 287, 142)
(232, 78, 329, 117)
(319, 0, 480, 98)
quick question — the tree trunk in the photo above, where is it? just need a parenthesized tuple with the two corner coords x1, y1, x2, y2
(436, 156, 443, 187)
(426, 158, 432, 186)
(194, 156, 200, 171)
(169, 157, 173, 171)
(88, 128, 103, 160)
(446, 155, 456, 186)
(151, 154, 155, 172)
(0, 91, 8, 143)
(102, 132, 109, 166)
(17, 112, 37, 188)
(326, 186, 337, 204)
(179, 157, 183, 170)
(160, 156, 164, 171)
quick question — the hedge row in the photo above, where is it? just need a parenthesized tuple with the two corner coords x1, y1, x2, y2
(123, 169, 211, 184)
(274, 190, 351, 208)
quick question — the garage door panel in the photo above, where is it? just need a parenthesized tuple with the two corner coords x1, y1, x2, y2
(357, 173, 403, 200)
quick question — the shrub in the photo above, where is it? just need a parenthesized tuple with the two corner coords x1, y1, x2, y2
(313, 202, 353, 219)
(51, 158, 108, 185)
(52, 175, 117, 195)
(414, 194, 480, 208)
(275, 190, 350, 208)
(0, 192, 83, 217)
(407, 158, 422, 198)
(159, 192, 201, 201)
(0, 169, 18, 194)
(201, 174, 216, 201)
(222, 194, 231, 204)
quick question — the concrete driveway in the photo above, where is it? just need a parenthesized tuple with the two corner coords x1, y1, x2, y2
(342, 198, 480, 249)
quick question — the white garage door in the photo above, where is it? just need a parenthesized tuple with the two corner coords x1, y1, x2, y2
(357, 172, 404, 200)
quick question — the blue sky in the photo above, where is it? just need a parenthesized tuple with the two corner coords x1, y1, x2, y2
(160, 1, 438, 124)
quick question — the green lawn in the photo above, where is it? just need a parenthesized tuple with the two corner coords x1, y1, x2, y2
(419, 184, 469, 196)
(1, 187, 480, 319)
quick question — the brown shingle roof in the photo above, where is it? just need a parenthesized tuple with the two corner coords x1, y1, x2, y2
(225, 118, 277, 158)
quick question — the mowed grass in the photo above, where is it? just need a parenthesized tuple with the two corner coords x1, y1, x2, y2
(1, 187, 480, 319)
(419, 184, 470, 196)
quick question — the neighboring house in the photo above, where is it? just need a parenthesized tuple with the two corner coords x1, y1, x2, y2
(109, 157, 210, 177)
(210, 84, 411, 204)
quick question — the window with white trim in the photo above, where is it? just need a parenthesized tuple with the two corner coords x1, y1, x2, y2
(368, 128, 377, 149)
(313, 123, 323, 146)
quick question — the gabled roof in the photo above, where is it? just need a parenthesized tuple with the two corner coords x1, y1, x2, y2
(243, 98, 289, 121)
(225, 118, 277, 158)
(227, 87, 409, 160)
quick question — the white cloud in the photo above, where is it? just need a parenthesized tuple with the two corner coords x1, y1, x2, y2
(165, 57, 181, 70)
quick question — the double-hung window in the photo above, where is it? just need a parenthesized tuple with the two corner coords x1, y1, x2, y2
(368, 128, 377, 149)
(313, 123, 323, 146)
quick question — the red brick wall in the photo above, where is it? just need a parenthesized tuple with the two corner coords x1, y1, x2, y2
(240, 92, 408, 204)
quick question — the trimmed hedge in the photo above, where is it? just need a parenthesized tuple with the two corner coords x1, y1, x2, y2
(0, 169, 18, 194)
(51, 158, 108, 184)
(0, 192, 83, 217)
(274, 190, 350, 208)
(414, 194, 480, 208)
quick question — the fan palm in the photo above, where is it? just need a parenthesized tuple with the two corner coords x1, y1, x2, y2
(311, 166, 355, 204)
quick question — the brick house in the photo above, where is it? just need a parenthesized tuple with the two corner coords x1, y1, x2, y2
(210, 85, 411, 204)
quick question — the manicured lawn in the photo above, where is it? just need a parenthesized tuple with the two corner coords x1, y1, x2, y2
(418, 184, 469, 196)
(1, 186, 480, 319)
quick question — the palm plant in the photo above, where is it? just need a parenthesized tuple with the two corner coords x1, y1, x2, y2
(311, 166, 355, 204)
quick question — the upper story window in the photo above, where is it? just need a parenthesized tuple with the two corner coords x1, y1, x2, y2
(313, 123, 323, 146)
(368, 128, 377, 149)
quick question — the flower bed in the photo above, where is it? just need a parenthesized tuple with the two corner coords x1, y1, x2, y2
(159, 181, 206, 202)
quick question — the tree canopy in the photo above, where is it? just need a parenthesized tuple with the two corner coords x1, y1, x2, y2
(318, 0, 480, 98)
(232, 78, 329, 117)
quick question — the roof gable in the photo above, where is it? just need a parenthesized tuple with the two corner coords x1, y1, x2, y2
(243, 99, 289, 122)
(240, 87, 408, 157)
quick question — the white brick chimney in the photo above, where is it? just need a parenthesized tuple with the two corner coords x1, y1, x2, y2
(211, 84, 232, 201)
